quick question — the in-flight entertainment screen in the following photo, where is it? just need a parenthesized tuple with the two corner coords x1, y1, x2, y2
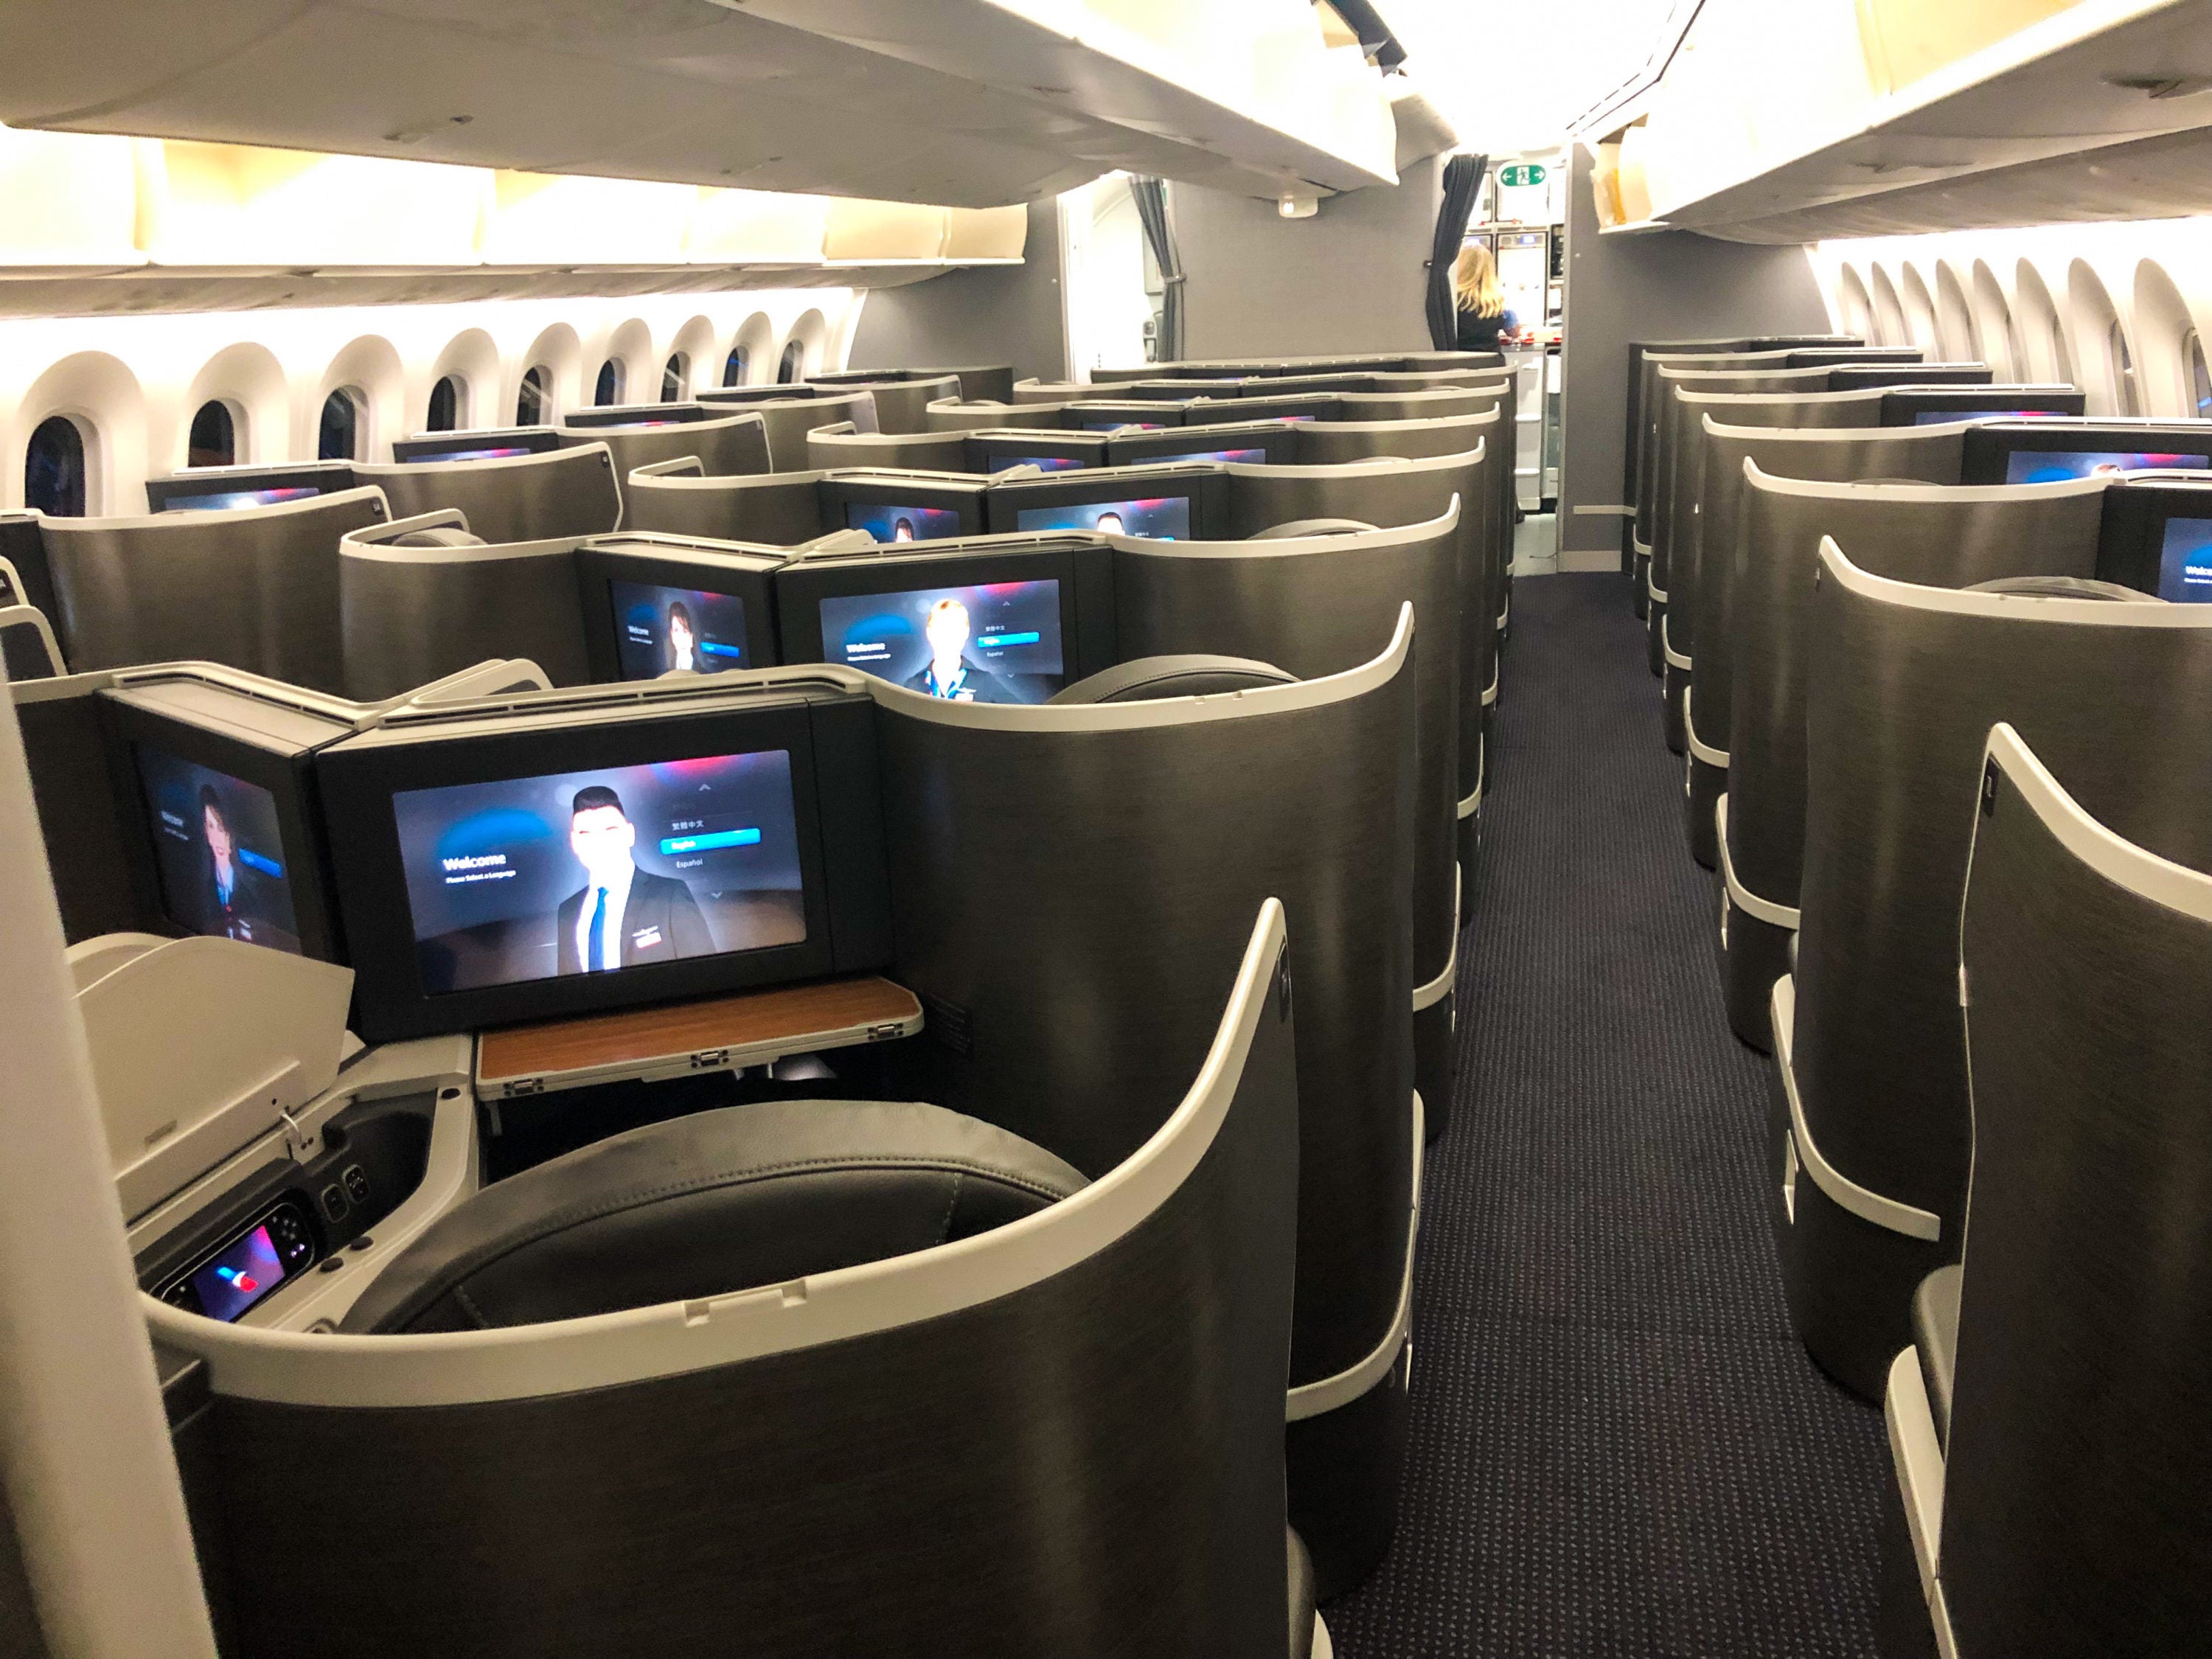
(133, 750, 303, 955)
(818, 580, 1064, 703)
(987, 454, 1087, 472)
(2156, 518, 2212, 602)
(844, 502, 967, 543)
(156, 487, 321, 512)
(610, 581, 748, 680)
(1012, 496, 1192, 538)
(2004, 448, 2212, 483)
(393, 751, 807, 994)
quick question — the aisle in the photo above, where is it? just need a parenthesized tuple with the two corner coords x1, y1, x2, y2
(1326, 570, 1887, 1658)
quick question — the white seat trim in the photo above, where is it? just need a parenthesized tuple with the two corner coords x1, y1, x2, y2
(1717, 796, 1800, 930)
(1685, 687, 1729, 767)
(1772, 975, 1943, 1241)
(1287, 1091, 1423, 1422)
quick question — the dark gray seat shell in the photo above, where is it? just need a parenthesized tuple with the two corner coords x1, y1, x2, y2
(38, 487, 391, 695)
(623, 463, 828, 545)
(1776, 541, 2212, 1399)
(355, 444, 622, 543)
(1882, 726, 2212, 1658)
(148, 902, 1307, 1659)
(1723, 467, 2108, 1051)
(1052, 654, 1295, 703)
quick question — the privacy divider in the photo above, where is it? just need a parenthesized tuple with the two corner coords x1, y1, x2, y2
(1228, 448, 1492, 862)
(1725, 468, 2108, 1051)
(1775, 539, 2212, 1400)
(696, 389, 880, 469)
(38, 487, 391, 695)
(804, 425, 973, 473)
(354, 445, 622, 545)
(867, 617, 1418, 1600)
(815, 374, 961, 433)
(338, 511, 589, 699)
(622, 460, 829, 545)
(1908, 725, 2212, 1658)
(1682, 414, 1958, 869)
(1114, 511, 1462, 1144)
(923, 398, 1069, 433)
(813, 364, 1015, 404)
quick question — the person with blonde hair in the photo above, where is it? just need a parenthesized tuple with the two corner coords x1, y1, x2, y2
(1453, 243, 1518, 352)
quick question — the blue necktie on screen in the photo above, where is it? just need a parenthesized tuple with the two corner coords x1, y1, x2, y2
(588, 886, 608, 970)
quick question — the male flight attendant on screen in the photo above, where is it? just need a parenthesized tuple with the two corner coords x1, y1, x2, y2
(666, 600, 698, 673)
(902, 597, 1015, 703)
(554, 785, 714, 973)
(1096, 509, 1125, 534)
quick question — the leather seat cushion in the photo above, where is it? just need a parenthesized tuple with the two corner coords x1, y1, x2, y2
(342, 1099, 1088, 1334)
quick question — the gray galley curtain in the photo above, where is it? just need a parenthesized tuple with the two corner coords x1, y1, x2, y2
(1129, 175, 1186, 364)
(1427, 153, 1489, 350)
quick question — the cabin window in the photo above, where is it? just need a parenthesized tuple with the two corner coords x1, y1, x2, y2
(2108, 320, 2141, 416)
(777, 340, 805, 383)
(516, 364, 552, 425)
(661, 353, 689, 402)
(2187, 331, 2212, 420)
(187, 400, 237, 468)
(24, 416, 87, 517)
(594, 359, 623, 406)
(318, 388, 363, 461)
(427, 375, 463, 432)
(723, 345, 749, 386)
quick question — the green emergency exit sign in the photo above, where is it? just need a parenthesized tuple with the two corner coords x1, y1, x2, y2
(1498, 164, 1547, 187)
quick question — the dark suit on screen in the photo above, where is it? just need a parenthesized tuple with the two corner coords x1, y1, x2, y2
(901, 657, 1019, 703)
(554, 869, 714, 974)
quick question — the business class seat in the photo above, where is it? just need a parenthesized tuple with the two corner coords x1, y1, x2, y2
(1773, 541, 2212, 1401)
(1882, 725, 2212, 1659)
(1226, 449, 1492, 872)
(37, 487, 391, 695)
(801, 373, 960, 434)
(866, 616, 1418, 1600)
(1681, 419, 1967, 874)
(354, 442, 623, 543)
(1723, 466, 2110, 1050)
(804, 423, 972, 473)
(150, 902, 1318, 1659)
(812, 364, 1016, 404)
(338, 511, 590, 699)
(556, 409, 772, 481)
(695, 388, 880, 469)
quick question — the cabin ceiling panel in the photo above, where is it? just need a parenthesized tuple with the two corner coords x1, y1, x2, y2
(0, 0, 1397, 204)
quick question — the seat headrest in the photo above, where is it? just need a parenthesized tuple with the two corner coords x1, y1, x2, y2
(339, 1099, 1087, 1334)
(1964, 575, 2158, 602)
(1050, 654, 1297, 703)
(390, 527, 488, 549)
(1247, 518, 1381, 540)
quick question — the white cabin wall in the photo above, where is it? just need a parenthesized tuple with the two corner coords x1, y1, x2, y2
(1811, 220, 2212, 421)
(1, 291, 859, 515)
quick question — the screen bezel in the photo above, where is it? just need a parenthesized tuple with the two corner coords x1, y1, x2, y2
(2095, 475, 2212, 597)
(144, 463, 355, 513)
(319, 700, 846, 1041)
(1105, 422, 1297, 467)
(982, 465, 1230, 538)
(1878, 387, 2085, 426)
(563, 403, 709, 429)
(1055, 401, 1188, 431)
(1958, 421, 2212, 484)
(391, 427, 563, 463)
(577, 543, 787, 683)
(773, 538, 1116, 694)
(97, 694, 347, 962)
(963, 431, 1111, 473)
(817, 475, 989, 541)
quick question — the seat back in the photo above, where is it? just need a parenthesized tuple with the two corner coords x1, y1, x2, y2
(821, 374, 961, 432)
(338, 512, 588, 698)
(556, 411, 771, 481)
(1728, 466, 2107, 919)
(39, 487, 390, 693)
(1942, 725, 2212, 1654)
(355, 444, 622, 543)
(695, 390, 879, 468)
(804, 425, 972, 473)
(621, 462, 828, 545)
(1795, 543, 2212, 1256)
(923, 398, 1068, 433)
(147, 902, 1301, 1659)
